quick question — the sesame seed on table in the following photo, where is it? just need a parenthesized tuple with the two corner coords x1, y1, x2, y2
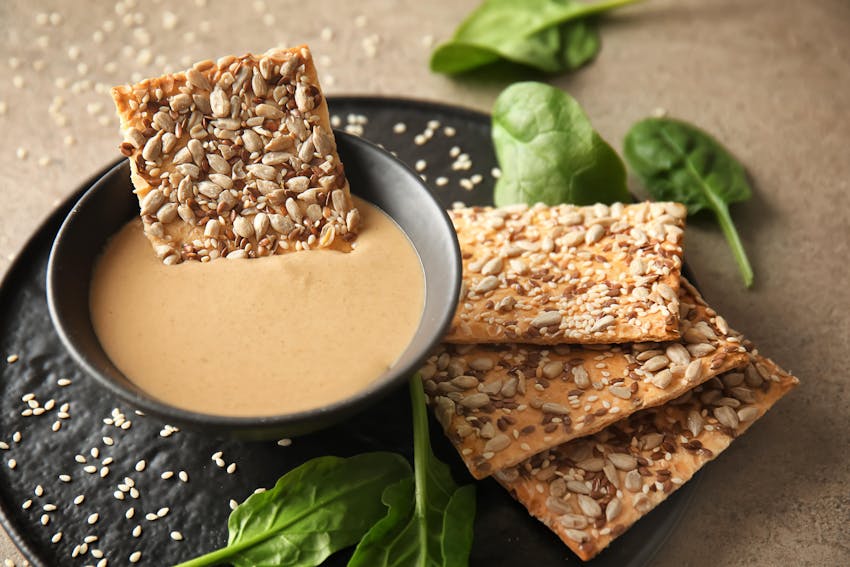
(1, 1, 849, 567)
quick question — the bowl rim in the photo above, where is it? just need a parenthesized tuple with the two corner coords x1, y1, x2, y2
(46, 131, 462, 431)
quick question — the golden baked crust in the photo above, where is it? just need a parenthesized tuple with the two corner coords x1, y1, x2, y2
(424, 279, 746, 479)
(447, 201, 685, 345)
(493, 352, 798, 561)
(111, 45, 357, 263)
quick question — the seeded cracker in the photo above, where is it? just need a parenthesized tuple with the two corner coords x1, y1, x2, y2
(447, 201, 686, 344)
(423, 279, 749, 479)
(494, 353, 798, 561)
(111, 46, 357, 263)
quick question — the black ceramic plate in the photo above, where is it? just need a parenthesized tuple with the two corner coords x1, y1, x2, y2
(0, 97, 697, 567)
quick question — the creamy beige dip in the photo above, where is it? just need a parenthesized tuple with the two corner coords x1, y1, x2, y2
(90, 198, 423, 416)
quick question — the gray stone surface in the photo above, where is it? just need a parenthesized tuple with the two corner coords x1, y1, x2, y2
(1, 0, 848, 565)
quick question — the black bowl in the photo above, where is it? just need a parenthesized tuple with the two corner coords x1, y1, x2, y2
(46, 132, 461, 439)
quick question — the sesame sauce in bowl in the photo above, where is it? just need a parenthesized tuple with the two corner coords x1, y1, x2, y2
(89, 197, 424, 417)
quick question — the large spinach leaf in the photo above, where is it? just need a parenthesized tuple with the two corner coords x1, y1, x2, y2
(348, 377, 476, 567)
(624, 117, 755, 287)
(430, 0, 640, 75)
(492, 81, 630, 207)
(173, 453, 411, 567)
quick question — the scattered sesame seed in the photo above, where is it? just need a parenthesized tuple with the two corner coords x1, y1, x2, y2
(170, 530, 184, 541)
(276, 438, 292, 447)
(83, 465, 97, 474)
(436, 176, 449, 187)
(160, 471, 174, 480)
(8, 459, 17, 470)
(58, 474, 71, 483)
(0, 101, 6, 115)
(91, 548, 103, 559)
(114, 490, 125, 501)
(102, 457, 113, 466)
(129, 551, 142, 563)
(321, 27, 334, 41)
(21, 500, 31, 510)
(211, 451, 222, 461)
(132, 524, 142, 537)
(43, 503, 56, 512)
(87, 513, 99, 525)
(64, 135, 76, 146)
(145, 512, 157, 521)
(414, 134, 427, 146)
(135, 460, 146, 472)
(100, 467, 110, 478)
(226, 462, 237, 474)
(415, 159, 427, 172)
(6, 354, 19, 363)
(178, 470, 189, 482)
(12, 431, 21, 443)
(652, 106, 668, 118)
(444, 126, 457, 137)
(125, 508, 135, 520)
(74, 455, 86, 463)
(74, 495, 85, 505)
(12, 76, 24, 89)
(0, 442, 8, 450)
(40, 514, 50, 526)
(156, 507, 169, 518)
(162, 11, 178, 29)
(52, 421, 62, 432)
(34, 485, 44, 497)
(422, 34, 435, 47)
(3, 559, 13, 567)
(67, 45, 81, 60)
(102, 436, 114, 446)
(449, 146, 461, 158)
(491, 167, 502, 178)
(51, 531, 62, 544)
(130, 487, 139, 499)
(48, 12, 62, 26)
(229, 499, 238, 510)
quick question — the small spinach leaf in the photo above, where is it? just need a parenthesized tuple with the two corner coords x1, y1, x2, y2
(492, 81, 629, 207)
(348, 377, 476, 567)
(174, 453, 411, 567)
(430, 0, 639, 75)
(624, 117, 755, 287)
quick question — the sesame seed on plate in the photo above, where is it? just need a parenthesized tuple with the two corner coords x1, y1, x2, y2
(170, 530, 184, 541)
(59, 474, 71, 483)
(6, 354, 19, 363)
(161, 471, 174, 480)
(8, 459, 17, 470)
(226, 463, 237, 474)
(74, 495, 85, 505)
(87, 513, 99, 525)
(276, 438, 292, 447)
(132, 524, 142, 537)
(178, 470, 189, 482)
(129, 551, 142, 563)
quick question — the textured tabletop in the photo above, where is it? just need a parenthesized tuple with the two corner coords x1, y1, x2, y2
(1, 0, 848, 565)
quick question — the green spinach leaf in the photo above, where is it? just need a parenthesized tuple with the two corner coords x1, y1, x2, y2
(492, 81, 630, 207)
(173, 452, 411, 567)
(623, 117, 755, 287)
(430, 0, 640, 75)
(348, 377, 476, 567)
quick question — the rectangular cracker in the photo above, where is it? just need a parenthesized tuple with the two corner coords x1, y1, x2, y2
(111, 45, 358, 264)
(493, 353, 798, 561)
(446, 201, 686, 345)
(423, 279, 749, 479)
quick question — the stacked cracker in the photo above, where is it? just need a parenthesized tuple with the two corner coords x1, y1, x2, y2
(423, 201, 798, 561)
